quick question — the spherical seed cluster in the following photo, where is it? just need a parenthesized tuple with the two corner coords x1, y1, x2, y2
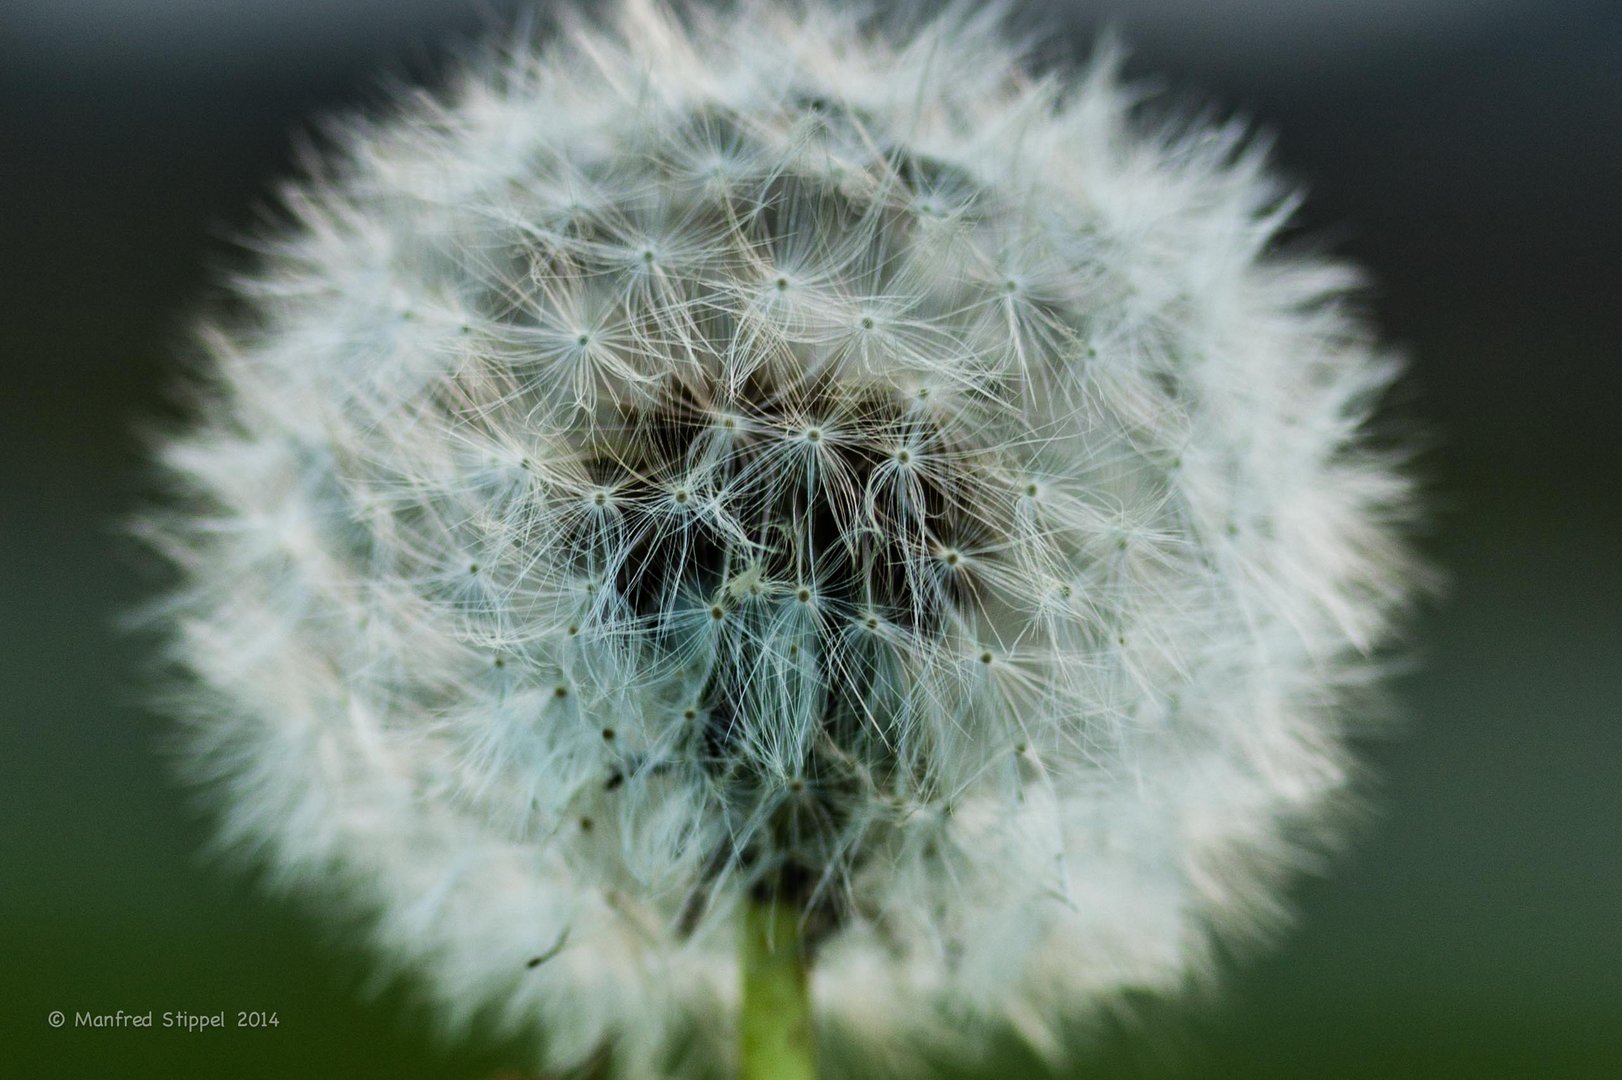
(146, 1, 1416, 1074)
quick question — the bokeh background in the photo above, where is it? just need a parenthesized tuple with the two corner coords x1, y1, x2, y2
(3, 1, 1618, 1076)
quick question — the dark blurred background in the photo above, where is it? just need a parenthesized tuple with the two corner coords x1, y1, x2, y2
(3, 1, 1618, 1077)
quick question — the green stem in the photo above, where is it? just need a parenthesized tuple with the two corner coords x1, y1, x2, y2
(739, 892, 816, 1080)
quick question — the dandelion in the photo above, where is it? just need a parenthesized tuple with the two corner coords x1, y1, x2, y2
(143, 1, 1418, 1077)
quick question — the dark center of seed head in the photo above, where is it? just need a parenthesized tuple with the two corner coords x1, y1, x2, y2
(564, 293, 1006, 902)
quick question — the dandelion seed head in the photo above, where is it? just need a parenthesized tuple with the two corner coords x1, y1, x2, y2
(146, 0, 1418, 1074)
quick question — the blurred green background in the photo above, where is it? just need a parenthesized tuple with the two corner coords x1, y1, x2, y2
(3, 1, 1618, 1076)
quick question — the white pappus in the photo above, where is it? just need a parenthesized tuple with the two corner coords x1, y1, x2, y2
(143, 0, 1419, 1075)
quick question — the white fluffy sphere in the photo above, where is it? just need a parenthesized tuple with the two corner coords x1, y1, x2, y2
(147, 1, 1417, 1074)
